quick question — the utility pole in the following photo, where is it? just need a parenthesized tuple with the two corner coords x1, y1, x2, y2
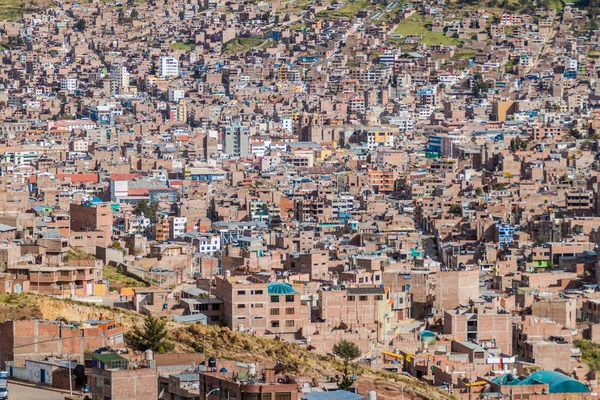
(68, 358, 73, 396)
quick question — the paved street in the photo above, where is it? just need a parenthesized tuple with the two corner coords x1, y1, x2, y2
(9, 383, 68, 400)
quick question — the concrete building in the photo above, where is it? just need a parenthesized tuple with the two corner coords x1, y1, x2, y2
(159, 56, 179, 78)
(222, 124, 250, 158)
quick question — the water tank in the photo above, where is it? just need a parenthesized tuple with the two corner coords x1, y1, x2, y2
(144, 349, 154, 361)
(248, 363, 256, 377)
(225, 270, 231, 278)
(208, 357, 217, 369)
(368, 390, 377, 400)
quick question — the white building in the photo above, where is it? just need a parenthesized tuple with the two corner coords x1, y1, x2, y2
(60, 78, 78, 92)
(168, 88, 185, 103)
(170, 217, 187, 239)
(281, 117, 293, 134)
(194, 234, 221, 254)
(109, 63, 129, 93)
(159, 56, 179, 78)
(127, 216, 151, 235)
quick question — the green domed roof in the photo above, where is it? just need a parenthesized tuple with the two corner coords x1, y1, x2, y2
(268, 282, 296, 295)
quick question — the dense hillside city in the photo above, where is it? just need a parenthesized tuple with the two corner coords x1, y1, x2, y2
(0, 0, 599, 398)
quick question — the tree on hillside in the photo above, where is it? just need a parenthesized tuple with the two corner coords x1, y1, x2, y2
(130, 316, 173, 353)
(448, 203, 462, 215)
(134, 200, 159, 223)
(471, 73, 491, 98)
(333, 340, 360, 390)
(76, 19, 86, 31)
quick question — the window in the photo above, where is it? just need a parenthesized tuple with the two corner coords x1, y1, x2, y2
(211, 316, 220, 322)
(270, 308, 280, 316)
(375, 295, 383, 301)
(253, 303, 264, 308)
(359, 296, 368, 301)
(285, 320, 295, 328)
(196, 304, 209, 311)
(275, 393, 292, 400)
(252, 290, 264, 295)
(212, 304, 220, 311)
(237, 290, 246, 295)
(60, 271, 70, 276)
(271, 321, 280, 328)
(285, 308, 294, 315)
(285, 295, 294, 302)
(270, 295, 279, 303)
(263, 394, 272, 400)
(348, 296, 355, 302)
(238, 304, 246, 309)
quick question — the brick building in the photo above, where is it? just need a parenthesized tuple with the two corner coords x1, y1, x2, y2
(86, 352, 157, 400)
(443, 304, 513, 354)
(214, 276, 310, 338)
(0, 319, 125, 369)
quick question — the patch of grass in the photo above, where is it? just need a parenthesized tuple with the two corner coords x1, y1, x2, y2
(394, 15, 461, 46)
(169, 41, 193, 51)
(452, 50, 476, 60)
(0, 0, 23, 21)
(280, 0, 308, 13)
(222, 37, 267, 54)
(575, 340, 600, 371)
(103, 265, 148, 288)
(317, 0, 370, 19)
(588, 50, 600, 59)
(549, 0, 563, 10)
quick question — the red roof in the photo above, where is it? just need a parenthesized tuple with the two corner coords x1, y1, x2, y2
(127, 188, 151, 196)
(110, 173, 142, 181)
(56, 173, 99, 183)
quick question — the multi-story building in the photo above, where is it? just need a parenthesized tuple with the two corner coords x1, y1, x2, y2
(168, 87, 185, 103)
(169, 216, 188, 239)
(444, 304, 513, 354)
(222, 124, 250, 158)
(60, 78, 78, 92)
(86, 352, 157, 400)
(159, 56, 179, 78)
(214, 276, 310, 338)
(365, 126, 396, 150)
(70, 202, 113, 246)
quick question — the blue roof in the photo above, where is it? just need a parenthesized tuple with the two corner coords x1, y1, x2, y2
(520, 371, 590, 393)
(492, 371, 590, 394)
(267, 282, 296, 295)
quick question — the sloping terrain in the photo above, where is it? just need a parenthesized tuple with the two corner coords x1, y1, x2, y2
(1, 294, 453, 400)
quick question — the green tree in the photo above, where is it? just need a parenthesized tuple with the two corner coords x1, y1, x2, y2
(179, 10, 185, 20)
(134, 200, 159, 223)
(130, 316, 174, 353)
(471, 73, 491, 98)
(110, 240, 123, 250)
(131, 9, 138, 19)
(76, 19, 86, 31)
(475, 187, 483, 196)
(333, 340, 360, 390)
(448, 203, 462, 215)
